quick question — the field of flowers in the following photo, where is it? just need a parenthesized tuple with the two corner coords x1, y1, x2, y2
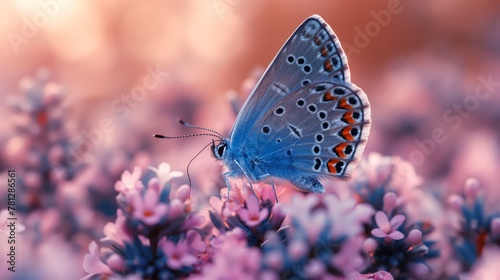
(1, 1, 500, 279)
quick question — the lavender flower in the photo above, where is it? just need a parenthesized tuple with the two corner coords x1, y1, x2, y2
(363, 193, 438, 279)
(83, 163, 207, 279)
(371, 211, 406, 241)
(447, 178, 500, 273)
(260, 193, 374, 279)
(208, 182, 286, 248)
(4, 69, 77, 213)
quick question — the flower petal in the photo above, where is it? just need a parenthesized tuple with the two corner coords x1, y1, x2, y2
(388, 230, 404, 240)
(371, 228, 388, 238)
(375, 211, 390, 228)
(389, 214, 406, 229)
(82, 241, 112, 275)
(245, 194, 260, 215)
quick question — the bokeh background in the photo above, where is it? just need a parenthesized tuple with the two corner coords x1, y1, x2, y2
(1, 0, 500, 278)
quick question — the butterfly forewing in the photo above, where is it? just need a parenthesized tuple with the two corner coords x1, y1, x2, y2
(254, 81, 370, 182)
(230, 15, 350, 140)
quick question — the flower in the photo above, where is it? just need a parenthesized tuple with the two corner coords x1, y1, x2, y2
(82, 241, 112, 279)
(161, 238, 198, 270)
(100, 210, 131, 246)
(131, 187, 169, 225)
(150, 162, 183, 186)
(238, 193, 269, 227)
(371, 211, 406, 240)
(83, 163, 204, 279)
(115, 166, 143, 194)
(193, 228, 262, 280)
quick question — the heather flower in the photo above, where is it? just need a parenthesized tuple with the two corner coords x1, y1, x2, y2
(348, 270, 395, 280)
(4, 69, 79, 214)
(362, 192, 438, 278)
(150, 162, 183, 186)
(209, 183, 285, 248)
(131, 186, 169, 225)
(161, 238, 198, 269)
(192, 228, 262, 280)
(101, 209, 132, 246)
(115, 166, 144, 194)
(447, 178, 500, 273)
(83, 163, 206, 279)
(238, 193, 269, 227)
(371, 211, 406, 241)
(82, 241, 113, 279)
(260, 193, 373, 278)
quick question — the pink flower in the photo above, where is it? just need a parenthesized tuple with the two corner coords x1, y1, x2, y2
(82, 241, 112, 280)
(238, 193, 268, 227)
(150, 162, 183, 186)
(348, 270, 394, 280)
(115, 166, 143, 194)
(161, 238, 198, 270)
(100, 210, 130, 246)
(173, 184, 191, 203)
(371, 211, 406, 240)
(192, 228, 262, 280)
(132, 188, 168, 225)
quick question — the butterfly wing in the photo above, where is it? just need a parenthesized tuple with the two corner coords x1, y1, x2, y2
(230, 15, 350, 140)
(251, 80, 371, 192)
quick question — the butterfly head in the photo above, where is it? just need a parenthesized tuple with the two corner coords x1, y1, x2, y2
(212, 139, 228, 160)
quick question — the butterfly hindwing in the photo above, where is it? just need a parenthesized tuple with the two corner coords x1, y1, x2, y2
(252, 80, 370, 191)
(230, 15, 350, 141)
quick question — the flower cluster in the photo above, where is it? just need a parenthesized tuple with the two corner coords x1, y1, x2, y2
(4, 69, 76, 213)
(447, 178, 500, 274)
(83, 163, 206, 279)
(348, 154, 439, 278)
(82, 154, 500, 280)
(362, 192, 438, 279)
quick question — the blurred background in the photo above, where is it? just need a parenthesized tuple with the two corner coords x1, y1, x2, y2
(1, 0, 500, 278)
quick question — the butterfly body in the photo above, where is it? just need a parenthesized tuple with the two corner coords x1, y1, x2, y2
(213, 15, 371, 193)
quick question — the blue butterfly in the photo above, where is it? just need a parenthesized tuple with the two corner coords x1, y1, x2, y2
(157, 15, 370, 197)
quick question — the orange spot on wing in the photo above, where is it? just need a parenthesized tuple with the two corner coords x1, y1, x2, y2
(342, 111, 355, 124)
(314, 36, 322, 45)
(324, 60, 333, 72)
(341, 127, 354, 141)
(327, 159, 339, 173)
(338, 98, 353, 110)
(334, 143, 348, 159)
(323, 92, 337, 102)
(320, 46, 328, 57)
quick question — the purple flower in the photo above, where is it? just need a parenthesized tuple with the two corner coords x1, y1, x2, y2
(150, 162, 183, 186)
(161, 238, 198, 270)
(131, 187, 168, 225)
(193, 228, 262, 280)
(371, 211, 406, 240)
(82, 241, 112, 279)
(238, 193, 269, 227)
(115, 166, 143, 194)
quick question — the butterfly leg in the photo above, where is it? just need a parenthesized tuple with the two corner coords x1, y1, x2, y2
(223, 171, 232, 202)
(232, 160, 258, 198)
(258, 174, 279, 203)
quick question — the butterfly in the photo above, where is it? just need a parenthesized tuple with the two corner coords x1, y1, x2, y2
(157, 15, 370, 197)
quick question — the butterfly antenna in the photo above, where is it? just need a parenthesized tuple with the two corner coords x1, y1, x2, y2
(154, 133, 222, 139)
(185, 141, 216, 188)
(177, 119, 225, 139)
